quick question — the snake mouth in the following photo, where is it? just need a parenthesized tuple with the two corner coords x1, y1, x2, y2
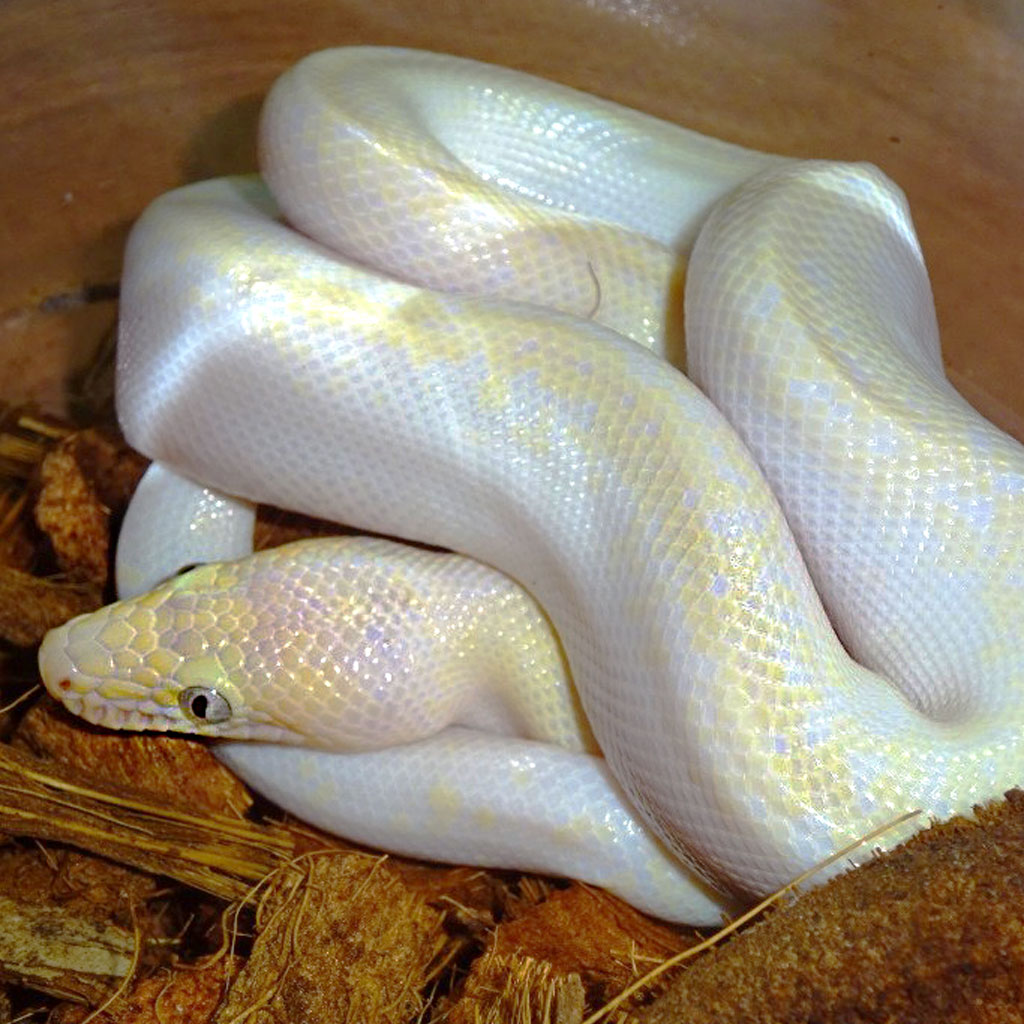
(59, 692, 177, 733)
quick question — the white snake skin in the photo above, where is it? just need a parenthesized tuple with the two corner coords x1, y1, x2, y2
(38, 47, 1024, 923)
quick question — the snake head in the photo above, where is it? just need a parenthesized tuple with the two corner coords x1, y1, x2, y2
(37, 560, 311, 744)
(37, 537, 487, 751)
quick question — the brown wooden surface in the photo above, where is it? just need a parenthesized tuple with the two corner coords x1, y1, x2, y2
(1, 0, 1022, 433)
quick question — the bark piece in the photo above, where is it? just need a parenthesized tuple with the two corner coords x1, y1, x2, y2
(497, 884, 694, 1005)
(34, 438, 110, 586)
(16, 697, 253, 819)
(0, 847, 174, 1006)
(0, 891, 136, 1004)
(389, 861, 510, 933)
(445, 950, 586, 1024)
(50, 955, 242, 1024)
(30, 428, 146, 585)
(0, 567, 100, 646)
(0, 739, 291, 903)
(214, 852, 448, 1024)
(0, 845, 160, 921)
(52, 429, 147, 518)
(640, 790, 1024, 1024)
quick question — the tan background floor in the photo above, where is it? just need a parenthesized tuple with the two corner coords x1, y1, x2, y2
(1, 0, 1022, 436)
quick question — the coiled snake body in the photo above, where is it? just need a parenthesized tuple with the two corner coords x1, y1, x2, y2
(39, 48, 1024, 923)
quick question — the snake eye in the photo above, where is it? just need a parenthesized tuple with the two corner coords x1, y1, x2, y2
(179, 686, 232, 725)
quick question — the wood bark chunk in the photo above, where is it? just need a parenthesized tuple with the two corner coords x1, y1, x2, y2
(444, 950, 587, 1024)
(52, 429, 148, 517)
(34, 439, 110, 586)
(0, 846, 160, 923)
(0, 738, 292, 903)
(0, 567, 100, 646)
(496, 883, 693, 1003)
(16, 698, 253, 819)
(639, 790, 1024, 1024)
(0, 845, 204, 1009)
(0, 891, 136, 1004)
(31, 428, 147, 585)
(213, 853, 448, 1024)
(388, 860, 510, 932)
(50, 954, 242, 1024)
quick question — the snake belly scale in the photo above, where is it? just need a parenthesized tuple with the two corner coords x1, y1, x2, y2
(37, 47, 1024, 923)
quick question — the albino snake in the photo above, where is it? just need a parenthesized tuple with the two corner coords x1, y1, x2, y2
(38, 47, 1024, 923)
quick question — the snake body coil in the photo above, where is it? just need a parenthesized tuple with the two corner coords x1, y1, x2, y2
(38, 48, 1024, 922)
